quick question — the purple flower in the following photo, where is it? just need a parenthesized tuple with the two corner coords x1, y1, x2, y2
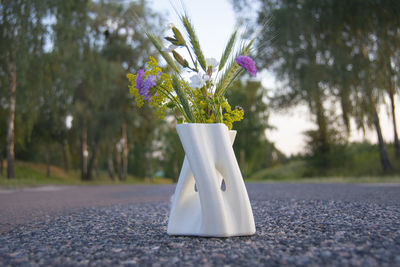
(135, 69, 145, 91)
(235, 55, 257, 77)
(142, 75, 157, 101)
(135, 69, 158, 102)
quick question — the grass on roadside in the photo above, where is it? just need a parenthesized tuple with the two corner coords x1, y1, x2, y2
(2, 155, 400, 188)
(246, 175, 400, 184)
(246, 159, 400, 183)
(246, 143, 400, 183)
(0, 161, 173, 188)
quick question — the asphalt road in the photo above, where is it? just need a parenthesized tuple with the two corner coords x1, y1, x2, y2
(0, 183, 399, 266)
(0, 184, 174, 233)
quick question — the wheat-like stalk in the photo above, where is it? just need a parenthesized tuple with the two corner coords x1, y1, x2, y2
(218, 30, 237, 71)
(181, 15, 207, 72)
(172, 75, 194, 122)
(215, 38, 255, 97)
(145, 31, 180, 74)
(214, 59, 240, 97)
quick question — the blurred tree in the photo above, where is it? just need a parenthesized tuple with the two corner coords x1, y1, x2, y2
(128, 105, 159, 178)
(375, 6, 400, 158)
(0, 106, 5, 176)
(226, 80, 283, 177)
(232, 0, 399, 172)
(0, 0, 48, 178)
(330, 1, 396, 171)
(71, 50, 117, 180)
(90, 0, 162, 180)
(49, 0, 92, 179)
(255, 0, 334, 164)
(31, 106, 59, 177)
(159, 125, 184, 181)
(45, 0, 164, 180)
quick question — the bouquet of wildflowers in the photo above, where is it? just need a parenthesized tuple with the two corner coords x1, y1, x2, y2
(127, 12, 258, 130)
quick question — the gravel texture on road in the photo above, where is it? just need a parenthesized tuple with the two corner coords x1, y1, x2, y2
(0, 185, 174, 233)
(1, 184, 400, 266)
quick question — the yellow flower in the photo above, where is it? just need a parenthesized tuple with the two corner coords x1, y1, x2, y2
(146, 56, 162, 76)
(221, 100, 231, 112)
(222, 104, 244, 129)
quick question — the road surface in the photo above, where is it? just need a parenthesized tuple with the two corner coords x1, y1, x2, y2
(0, 183, 399, 266)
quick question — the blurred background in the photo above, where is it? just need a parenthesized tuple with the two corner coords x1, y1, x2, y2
(1, 0, 400, 186)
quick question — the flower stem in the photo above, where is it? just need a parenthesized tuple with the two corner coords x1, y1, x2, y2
(185, 45, 198, 72)
(158, 86, 190, 122)
(177, 73, 205, 123)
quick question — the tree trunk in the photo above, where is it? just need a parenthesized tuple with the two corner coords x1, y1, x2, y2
(0, 152, 3, 176)
(6, 57, 16, 179)
(45, 149, 50, 178)
(93, 155, 99, 178)
(107, 152, 115, 180)
(115, 146, 122, 180)
(387, 70, 400, 158)
(389, 92, 400, 158)
(173, 160, 178, 182)
(121, 123, 128, 180)
(240, 149, 247, 177)
(80, 127, 88, 180)
(381, 27, 400, 158)
(86, 134, 101, 180)
(313, 87, 329, 155)
(148, 150, 153, 183)
(62, 138, 70, 172)
(372, 106, 393, 172)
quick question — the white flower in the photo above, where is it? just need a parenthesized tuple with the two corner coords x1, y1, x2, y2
(167, 23, 175, 29)
(206, 57, 219, 72)
(162, 44, 178, 53)
(203, 74, 211, 82)
(168, 44, 178, 52)
(189, 74, 205, 89)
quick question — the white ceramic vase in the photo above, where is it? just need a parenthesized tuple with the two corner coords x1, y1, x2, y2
(167, 123, 255, 237)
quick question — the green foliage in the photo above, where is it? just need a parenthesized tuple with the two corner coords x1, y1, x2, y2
(7, 0, 400, 183)
(248, 160, 306, 181)
(226, 80, 284, 176)
(233, 0, 400, 172)
(158, 126, 185, 181)
(0, 0, 172, 181)
(249, 142, 400, 181)
(0, 161, 172, 188)
(302, 142, 395, 178)
(0, 0, 50, 146)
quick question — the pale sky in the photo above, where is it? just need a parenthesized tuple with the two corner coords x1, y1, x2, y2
(150, 0, 399, 156)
